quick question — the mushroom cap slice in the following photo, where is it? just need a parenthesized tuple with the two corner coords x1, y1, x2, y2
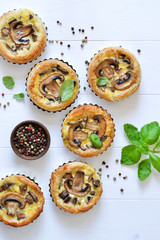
(39, 72, 64, 101)
(85, 115, 106, 138)
(95, 58, 119, 79)
(1, 192, 26, 216)
(112, 71, 136, 90)
(64, 171, 91, 197)
(9, 20, 34, 45)
(68, 123, 88, 147)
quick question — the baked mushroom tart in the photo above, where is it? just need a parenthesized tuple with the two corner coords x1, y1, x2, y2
(27, 59, 79, 112)
(0, 175, 44, 227)
(87, 47, 141, 102)
(0, 9, 47, 63)
(62, 104, 115, 157)
(50, 161, 102, 214)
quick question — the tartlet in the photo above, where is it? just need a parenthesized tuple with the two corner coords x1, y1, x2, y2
(61, 104, 115, 157)
(0, 175, 44, 227)
(50, 161, 103, 214)
(26, 59, 79, 112)
(87, 47, 141, 102)
(0, 9, 47, 64)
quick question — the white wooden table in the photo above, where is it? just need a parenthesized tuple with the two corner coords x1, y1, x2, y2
(0, 0, 160, 239)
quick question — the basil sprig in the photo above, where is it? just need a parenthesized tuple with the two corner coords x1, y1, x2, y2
(121, 122, 160, 181)
(90, 134, 102, 149)
(60, 79, 74, 102)
(96, 77, 110, 87)
(13, 93, 25, 100)
(3, 76, 15, 89)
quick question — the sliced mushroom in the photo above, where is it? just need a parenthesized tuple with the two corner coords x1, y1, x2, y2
(112, 71, 136, 90)
(28, 190, 38, 203)
(63, 196, 71, 203)
(8, 18, 17, 25)
(85, 196, 92, 204)
(92, 179, 100, 188)
(25, 194, 34, 205)
(32, 34, 37, 42)
(68, 123, 88, 147)
(9, 20, 34, 45)
(123, 58, 131, 65)
(72, 197, 77, 205)
(19, 184, 27, 195)
(63, 173, 73, 179)
(1, 27, 9, 37)
(85, 115, 106, 138)
(0, 182, 13, 192)
(95, 59, 119, 79)
(17, 210, 25, 220)
(59, 190, 69, 200)
(5, 43, 17, 53)
(90, 191, 95, 195)
(1, 192, 25, 216)
(64, 171, 91, 197)
(57, 65, 69, 75)
(88, 174, 93, 182)
(25, 190, 38, 204)
(39, 72, 64, 101)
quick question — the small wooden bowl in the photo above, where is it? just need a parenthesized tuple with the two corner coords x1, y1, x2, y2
(10, 120, 51, 160)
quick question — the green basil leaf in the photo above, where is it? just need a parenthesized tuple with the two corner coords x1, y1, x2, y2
(89, 134, 102, 149)
(3, 76, 15, 89)
(149, 152, 160, 173)
(60, 79, 74, 102)
(140, 121, 160, 145)
(121, 145, 141, 165)
(154, 139, 160, 150)
(138, 159, 151, 181)
(13, 93, 25, 100)
(137, 137, 149, 155)
(124, 124, 140, 144)
(96, 77, 110, 86)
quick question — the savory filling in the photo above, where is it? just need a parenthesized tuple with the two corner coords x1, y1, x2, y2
(0, 178, 39, 221)
(65, 114, 107, 151)
(95, 53, 137, 92)
(37, 65, 77, 106)
(58, 170, 101, 206)
(0, 11, 39, 54)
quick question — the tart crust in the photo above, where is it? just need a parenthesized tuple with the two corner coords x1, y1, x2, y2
(50, 161, 103, 214)
(61, 104, 115, 157)
(87, 47, 141, 102)
(0, 9, 47, 64)
(0, 175, 44, 227)
(27, 59, 79, 112)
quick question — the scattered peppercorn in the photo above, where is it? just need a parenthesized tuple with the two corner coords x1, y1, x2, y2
(61, 52, 64, 56)
(67, 44, 70, 48)
(7, 102, 10, 106)
(60, 41, 63, 45)
(113, 177, 116, 181)
(0, 103, 1, 107)
(56, 41, 58, 43)
(13, 124, 47, 157)
(81, 44, 84, 48)
(123, 176, 128, 180)
(83, 87, 86, 91)
(116, 159, 119, 163)
(72, 31, 75, 35)
(79, 29, 81, 32)
(2, 93, 4, 97)
(99, 168, 102, 172)
(85, 36, 87, 40)
(120, 188, 124, 193)
(106, 165, 109, 168)
(71, 27, 74, 31)
(91, 26, 94, 30)
(3, 104, 6, 109)
(137, 49, 141, 53)
(119, 173, 122, 176)
(85, 60, 89, 65)
(57, 21, 59, 24)
(49, 40, 54, 44)
(107, 175, 110, 178)
(102, 161, 106, 165)
(82, 29, 85, 33)
(82, 39, 85, 43)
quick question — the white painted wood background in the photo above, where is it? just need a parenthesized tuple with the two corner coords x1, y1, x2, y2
(0, 0, 160, 239)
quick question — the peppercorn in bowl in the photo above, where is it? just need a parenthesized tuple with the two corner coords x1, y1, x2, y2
(26, 59, 79, 112)
(0, 9, 47, 64)
(10, 120, 50, 160)
(0, 174, 44, 227)
(61, 104, 115, 157)
(49, 161, 103, 214)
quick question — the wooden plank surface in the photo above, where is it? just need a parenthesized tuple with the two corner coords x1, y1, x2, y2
(0, 0, 160, 239)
